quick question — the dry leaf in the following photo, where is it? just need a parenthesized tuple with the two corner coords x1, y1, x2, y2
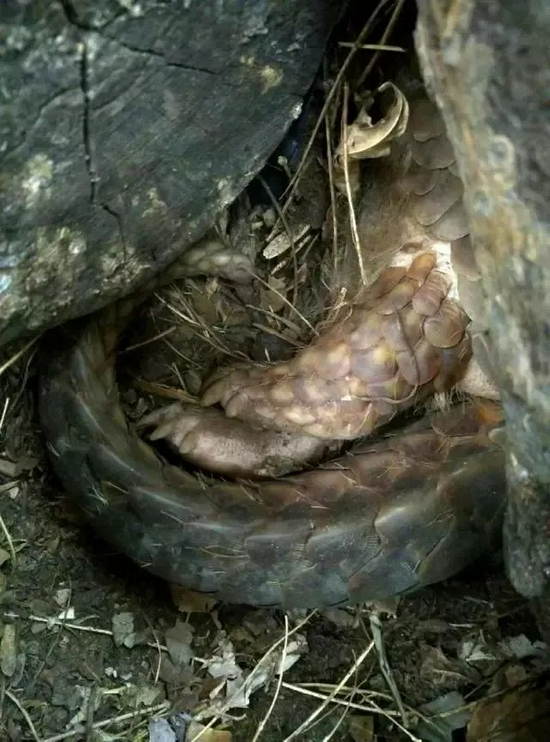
(169, 584, 217, 614)
(467, 680, 550, 741)
(260, 276, 288, 313)
(148, 717, 178, 742)
(0, 547, 11, 567)
(417, 691, 471, 742)
(333, 81, 409, 196)
(420, 643, 481, 688)
(349, 714, 374, 741)
(165, 620, 194, 666)
(262, 224, 310, 259)
(341, 82, 409, 161)
(111, 611, 135, 648)
(0, 458, 17, 477)
(54, 588, 71, 608)
(186, 721, 232, 742)
(0, 623, 17, 677)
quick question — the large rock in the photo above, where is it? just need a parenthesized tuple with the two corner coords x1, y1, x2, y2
(0, 0, 340, 345)
(415, 1, 550, 632)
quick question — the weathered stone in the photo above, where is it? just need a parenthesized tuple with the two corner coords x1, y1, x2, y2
(415, 0, 550, 634)
(0, 0, 341, 344)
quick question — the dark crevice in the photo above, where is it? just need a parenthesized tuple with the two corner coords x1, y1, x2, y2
(79, 42, 97, 203)
(58, 0, 124, 32)
(101, 204, 127, 262)
(105, 37, 217, 76)
(58, 0, 81, 27)
(58, 0, 97, 203)
(166, 60, 216, 75)
(59, 0, 216, 75)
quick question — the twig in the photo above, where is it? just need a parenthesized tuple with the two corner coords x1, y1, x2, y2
(357, 0, 407, 87)
(0, 512, 16, 570)
(248, 271, 317, 335)
(0, 612, 208, 661)
(251, 614, 290, 741)
(251, 324, 302, 350)
(258, 175, 299, 311)
(341, 83, 367, 287)
(338, 42, 406, 52)
(324, 86, 340, 288)
(41, 700, 170, 742)
(283, 640, 375, 741)
(283, 682, 391, 714)
(282, 683, 421, 741)
(0, 336, 39, 379)
(132, 378, 198, 404)
(0, 396, 10, 433)
(120, 325, 176, 353)
(369, 612, 408, 726)
(5, 690, 42, 742)
(279, 0, 395, 219)
(191, 611, 315, 741)
(322, 699, 352, 742)
(247, 304, 304, 337)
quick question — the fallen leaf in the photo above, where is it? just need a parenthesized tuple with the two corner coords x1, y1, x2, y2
(0, 459, 17, 477)
(169, 584, 217, 614)
(165, 620, 194, 666)
(499, 634, 547, 660)
(67, 685, 103, 729)
(467, 680, 550, 741)
(0, 623, 17, 677)
(124, 683, 164, 707)
(15, 454, 38, 473)
(186, 721, 232, 742)
(148, 713, 190, 742)
(112, 611, 135, 647)
(348, 714, 374, 741)
(459, 637, 499, 663)
(0, 548, 10, 567)
(420, 643, 480, 688)
(260, 276, 288, 313)
(416, 619, 451, 635)
(333, 82, 409, 197)
(54, 588, 71, 608)
(417, 691, 471, 742)
(148, 718, 177, 742)
(262, 224, 310, 259)
(200, 630, 307, 717)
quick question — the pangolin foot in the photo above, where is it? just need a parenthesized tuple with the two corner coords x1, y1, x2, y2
(139, 402, 333, 478)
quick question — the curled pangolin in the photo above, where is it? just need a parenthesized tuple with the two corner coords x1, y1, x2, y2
(38, 78, 506, 608)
